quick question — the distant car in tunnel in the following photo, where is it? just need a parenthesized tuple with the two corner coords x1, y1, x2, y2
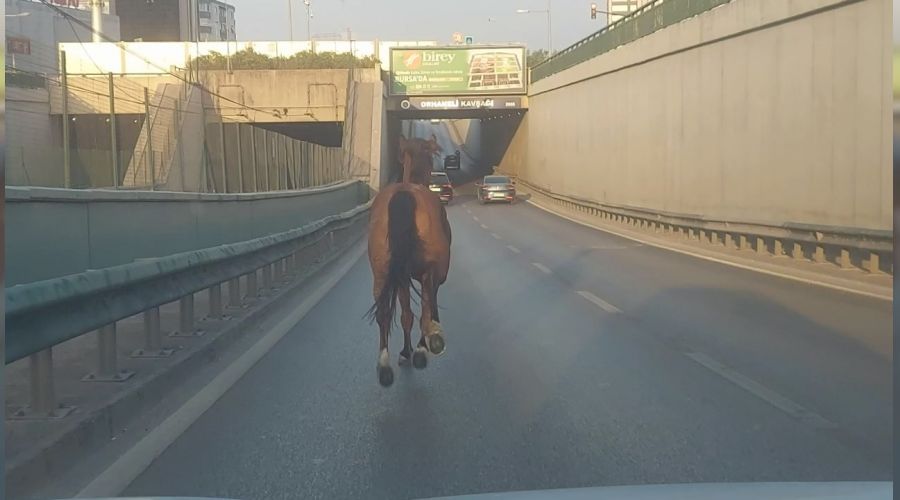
(477, 175, 516, 204)
(429, 172, 454, 204)
(444, 150, 461, 170)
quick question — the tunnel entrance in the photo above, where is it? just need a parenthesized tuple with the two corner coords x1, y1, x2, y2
(384, 98, 527, 188)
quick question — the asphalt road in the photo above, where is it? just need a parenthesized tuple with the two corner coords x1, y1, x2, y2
(123, 191, 892, 500)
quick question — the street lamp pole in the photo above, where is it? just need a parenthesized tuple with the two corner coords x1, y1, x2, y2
(304, 0, 311, 42)
(547, 0, 552, 54)
(287, 0, 294, 41)
(516, 2, 552, 54)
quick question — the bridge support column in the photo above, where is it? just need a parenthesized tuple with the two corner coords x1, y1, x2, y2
(83, 323, 134, 382)
(132, 307, 174, 358)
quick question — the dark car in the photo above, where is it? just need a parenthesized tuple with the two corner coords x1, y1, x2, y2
(429, 172, 454, 203)
(444, 150, 461, 170)
(477, 175, 516, 204)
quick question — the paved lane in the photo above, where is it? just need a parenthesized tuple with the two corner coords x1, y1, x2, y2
(124, 193, 891, 500)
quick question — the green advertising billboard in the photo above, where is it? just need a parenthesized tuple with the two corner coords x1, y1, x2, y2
(390, 46, 527, 96)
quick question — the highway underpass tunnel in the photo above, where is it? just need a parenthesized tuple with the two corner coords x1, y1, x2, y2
(385, 112, 526, 188)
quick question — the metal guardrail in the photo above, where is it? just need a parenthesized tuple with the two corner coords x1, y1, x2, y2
(531, 0, 732, 82)
(6, 200, 372, 418)
(517, 178, 893, 275)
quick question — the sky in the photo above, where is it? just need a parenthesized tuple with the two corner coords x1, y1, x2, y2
(228, 0, 607, 52)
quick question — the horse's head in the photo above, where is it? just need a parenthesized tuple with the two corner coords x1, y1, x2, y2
(399, 134, 442, 185)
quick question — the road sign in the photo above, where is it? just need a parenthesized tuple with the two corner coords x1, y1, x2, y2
(465, 36, 474, 45)
(452, 32, 463, 44)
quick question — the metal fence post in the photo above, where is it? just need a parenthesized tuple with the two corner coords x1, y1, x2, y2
(144, 87, 155, 190)
(132, 307, 175, 357)
(171, 294, 204, 337)
(83, 323, 134, 382)
(263, 130, 271, 191)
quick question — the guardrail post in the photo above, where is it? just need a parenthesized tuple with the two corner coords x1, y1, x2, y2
(228, 278, 243, 308)
(813, 245, 827, 263)
(739, 235, 750, 250)
(171, 294, 204, 337)
(206, 283, 228, 320)
(790, 242, 805, 261)
(131, 307, 175, 358)
(245, 270, 259, 299)
(772, 239, 785, 257)
(10, 349, 76, 419)
(723, 233, 734, 249)
(756, 237, 767, 255)
(83, 324, 134, 382)
(261, 264, 274, 292)
(837, 248, 852, 269)
(864, 251, 880, 273)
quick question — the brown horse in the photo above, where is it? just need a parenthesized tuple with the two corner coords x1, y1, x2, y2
(367, 137, 451, 387)
(399, 134, 441, 185)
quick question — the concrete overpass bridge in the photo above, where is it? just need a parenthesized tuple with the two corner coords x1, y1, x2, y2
(5, 1, 892, 498)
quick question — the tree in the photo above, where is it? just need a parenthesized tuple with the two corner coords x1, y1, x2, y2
(527, 49, 551, 67)
(188, 47, 379, 71)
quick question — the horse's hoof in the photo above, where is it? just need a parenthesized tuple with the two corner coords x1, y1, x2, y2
(413, 347, 428, 369)
(427, 333, 446, 356)
(377, 365, 394, 387)
(398, 353, 411, 366)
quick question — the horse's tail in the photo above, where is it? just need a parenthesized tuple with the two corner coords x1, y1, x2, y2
(368, 190, 419, 329)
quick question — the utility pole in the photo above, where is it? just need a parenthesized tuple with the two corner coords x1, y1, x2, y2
(91, 0, 103, 42)
(108, 73, 119, 188)
(60, 51, 71, 188)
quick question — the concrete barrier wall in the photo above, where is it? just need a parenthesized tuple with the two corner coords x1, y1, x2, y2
(6, 180, 368, 286)
(512, 0, 891, 231)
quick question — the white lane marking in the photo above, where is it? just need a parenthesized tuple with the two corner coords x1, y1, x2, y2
(506, 245, 521, 254)
(480, 224, 489, 229)
(76, 242, 368, 498)
(491, 233, 502, 240)
(685, 352, 837, 429)
(576, 290, 623, 314)
(531, 262, 552, 274)
(526, 200, 891, 302)
(473, 216, 480, 222)
(590, 244, 644, 250)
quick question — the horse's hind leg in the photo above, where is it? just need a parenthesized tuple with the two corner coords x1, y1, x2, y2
(374, 277, 394, 387)
(418, 272, 446, 358)
(398, 285, 414, 366)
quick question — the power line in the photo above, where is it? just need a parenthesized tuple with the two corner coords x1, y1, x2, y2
(38, 0, 278, 119)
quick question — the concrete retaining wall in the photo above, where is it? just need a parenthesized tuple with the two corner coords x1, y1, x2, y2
(6, 180, 368, 286)
(510, 0, 891, 231)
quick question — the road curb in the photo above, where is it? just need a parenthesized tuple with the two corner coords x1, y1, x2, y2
(6, 214, 368, 499)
